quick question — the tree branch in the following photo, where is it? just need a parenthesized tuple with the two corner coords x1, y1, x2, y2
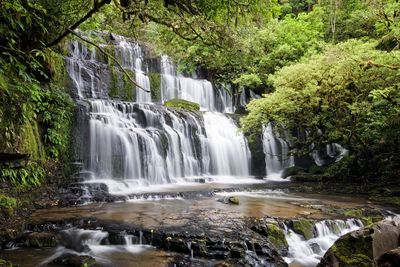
(67, 29, 149, 92)
(45, 0, 111, 47)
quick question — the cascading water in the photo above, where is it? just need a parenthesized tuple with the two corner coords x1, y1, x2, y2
(114, 36, 151, 102)
(66, 34, 252, 194)
(284, 219, 363, 267)
(203, 112, 250, 177)
(262, 123, 294, 180)
(161, 55, 217, 111)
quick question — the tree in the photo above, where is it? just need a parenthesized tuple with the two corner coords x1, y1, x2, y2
(242, 40, 400, 180)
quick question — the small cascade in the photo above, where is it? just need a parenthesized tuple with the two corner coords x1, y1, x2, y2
(312, 143, 348, 166)
(218, 84, 234, 113)
(115, 36, 151, 102)
(160, 55, 217, 111)
(262, 124, 294, 180)
(284, 219, 363, 267)
(59, 228, 109, 251)
(203, 112, 250, 177)
(66, 40, 106, 99)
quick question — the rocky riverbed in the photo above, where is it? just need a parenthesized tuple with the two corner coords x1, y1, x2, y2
(1, 180, 397, 267)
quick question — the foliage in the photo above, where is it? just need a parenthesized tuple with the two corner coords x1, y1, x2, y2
(242, 40, 400, 179)
(0, 162, 45, 189)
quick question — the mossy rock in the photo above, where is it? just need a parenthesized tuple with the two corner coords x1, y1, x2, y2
(23, 232, 58, 248)
(317, 229, 373, 267)
(53, 254, 96, 267)
(281, 166, 305, 178)
(292, 219, 314, 240)
(148, 72, 161, 102)
(266, 223, 288, 250)
(318, 218, 400, 267)
(164, 98, 200, 111)
(0, 259, 13, 267)
(308, 164, 325, 174)
(228, 196, 240, 205)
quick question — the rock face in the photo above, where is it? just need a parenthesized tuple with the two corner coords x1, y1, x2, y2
(318, 217, 400, 267)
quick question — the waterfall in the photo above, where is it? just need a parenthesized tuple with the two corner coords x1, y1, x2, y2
(115, 37, 151, 102)
(284, 219, 363, 267)
(203, 112, 250, 176)
(262, 124, 294, 180)
(160, 55, 217, 111)
(66, 34, 253, 194)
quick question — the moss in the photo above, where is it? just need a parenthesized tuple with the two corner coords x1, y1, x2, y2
(329, 232, 373, 267)
(228, 196, 239, 205)
(266, 223, 288, 249)
(292, 219, 314, 240)
(0, 258, 13, 267)
(308, 164, 325, 174)
(164, 98, 200, 111)
(109, 67, 119, 99)
(148, 72, 161, 102)
(121, 69, 135, 101)
(20, 121, 45, 161)
(281, 166, 305, 178)
(342, 208, 363, 218)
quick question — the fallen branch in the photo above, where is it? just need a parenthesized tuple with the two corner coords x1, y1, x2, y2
(67, 29, 149, 92)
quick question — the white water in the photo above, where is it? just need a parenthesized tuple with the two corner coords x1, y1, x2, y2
(204, 112, 250, 176)
(40, 228, 153, 266)
(284, 219, 363, 267)
(115, 37, 151, 102)
(161, 55, 218, 111)
(263, 124, 294, 180)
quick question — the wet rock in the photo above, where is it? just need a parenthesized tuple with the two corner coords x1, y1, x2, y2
(281, 166, 305, 178)
(250, 221, 288, 254)
(310, 242, 322, 254)
(377, 247, 400, 267)
(52, 253, 96, 267)
(291, 219, 315, 240)
(17, 231, 58, 248)
(290, 174, 323, 182)
(217, 196, 240, 205)
(318, 217, 400, 267)
(228, 196, 239, 205)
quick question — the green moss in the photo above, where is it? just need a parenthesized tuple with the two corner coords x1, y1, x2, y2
(266, 223, 288, 249)
(148, 72, 161, 102)
(20, 121, 45, 161)
(308, 164, 325, 174)
(329, 232, 373, 267)
(292, 219, 314, 240)
(342, 208, 363, 218)
(0, 258, 13, 267)
(228, 196, 240, 205)
(281, 166, 304, 178)
(121, 69, 135, 101)
(164, 98, 200, 111)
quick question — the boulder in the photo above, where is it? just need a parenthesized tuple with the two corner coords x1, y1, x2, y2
(19, 231, 58, 248)
(52, 253, 96, 267)
(377, 247, 400, 267)
(318, 217, 400, 267)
